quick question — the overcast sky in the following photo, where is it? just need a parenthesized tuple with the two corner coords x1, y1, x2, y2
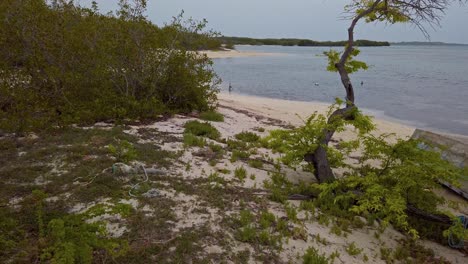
(81, 0, 468, 44)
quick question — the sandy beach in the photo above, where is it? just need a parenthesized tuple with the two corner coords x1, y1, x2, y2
(218, 92, 416, 139)
(136, 93, 465, 263)
(202, 49, 282, 59)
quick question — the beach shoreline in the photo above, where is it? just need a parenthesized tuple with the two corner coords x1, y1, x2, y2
(202, 49, 283, 59)
(217, 91, 416, 139)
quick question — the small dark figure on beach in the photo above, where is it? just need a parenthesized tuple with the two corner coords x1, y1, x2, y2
(361, 81, 364, 86)
(228, 82, 233, 93)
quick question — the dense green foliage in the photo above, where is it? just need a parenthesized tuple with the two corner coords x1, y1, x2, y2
(184, 120, 221, 140)
(199, 110, 224, 122)
(265, 103, 466, 239)
(324, 48, 369, 74)
(218, 36, 390, 47)
(0, 0, 221, 133)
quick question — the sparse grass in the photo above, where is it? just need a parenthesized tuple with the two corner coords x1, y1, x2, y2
(199, 111, 224, 122)
(302, 247, 329, 264)
(184, 120, 220, 140)
(218, 168, 231, 174)
(231, 209, 288, 251)
(230, 150, 250, 162)
(235, 131, 260, 143)
(380, 246, 393, 263)
(314, 234, 329, 245)
(208, 142, 223, 153)
(284, 203, 298, 222)
(183, 133, 206, 147)
(346, 242, 363, 256)
(254, 127, 265, 132)
(234, 166, 247, 182)
(226, 139, 248, 151)
(108, 140, 138, 163)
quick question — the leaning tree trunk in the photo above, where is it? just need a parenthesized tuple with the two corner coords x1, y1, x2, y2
(306, 0, 382, 183)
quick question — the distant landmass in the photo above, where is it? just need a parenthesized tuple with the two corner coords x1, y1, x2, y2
(219, 36, 390, 47)
(391, 41, 468, 46)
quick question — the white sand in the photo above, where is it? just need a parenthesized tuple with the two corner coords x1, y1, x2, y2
(218, 92, 416, 139)
(202, 49, 283, 59)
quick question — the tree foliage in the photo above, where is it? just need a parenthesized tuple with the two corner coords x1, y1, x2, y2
(0, 0, 221, 133)
(265, 104, 466, 239)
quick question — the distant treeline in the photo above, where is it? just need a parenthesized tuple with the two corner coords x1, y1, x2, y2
(219, 36, 390, 47)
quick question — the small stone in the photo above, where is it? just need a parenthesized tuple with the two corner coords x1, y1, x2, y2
(143, 188, 160, 198)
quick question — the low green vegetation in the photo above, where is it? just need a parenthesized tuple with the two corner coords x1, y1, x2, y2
(235, 131, 260, 143)
(232, 210, 289, 250)
(108, 139, 138, 163)
(302, 247, 329, 264)
(0, 126, 183, 262)
(264, 101, 466, 240)
(184, 120, 221, 140)
(345, 242, 363, 256)
(248, 159, 263, 169)
(199, 111, 224, 122)
(183, 133, 206, 147)
(234, 166, 247, 182)
(230, 150, 250, 162)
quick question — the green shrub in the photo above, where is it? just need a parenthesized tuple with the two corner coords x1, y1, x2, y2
(200, 111, 224, 122)
(226, 139, 248, 150)
(208, 142, 223, 153)
(235, 131, 260, 142)
(346, 242, 363, 256)
(108, 140, 138, 163)
(248, 159, 263, 169)
(230, 150, 250, 162)
(234, 166, 247, 182)
(302, 247, 329, 264)
(29, 190, 128, 264)
(184, 120, 220, 140)
(265, 101, 466, 239)
(183, 133, 206, 147)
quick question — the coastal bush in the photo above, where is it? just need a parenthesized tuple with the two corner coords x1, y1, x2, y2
(230, 150, 250, 162)
(302, 247, 329, 264)
(264, 102, 466, 239)
(0, 0, 220, 133)
(184, 120, 221, 140)
(108, 140, 138, 163)
(235, 131, 260, 143)
(234, 166, 247, 182)
(183, 133, 206, 147)
(199, 111, 224, 122)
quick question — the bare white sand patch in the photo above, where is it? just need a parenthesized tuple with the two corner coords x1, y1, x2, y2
(46, 192, 71, 203)
(69, 197, 113, 214)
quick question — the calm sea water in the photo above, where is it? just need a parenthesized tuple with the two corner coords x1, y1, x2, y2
(212, 45, 468, 135)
